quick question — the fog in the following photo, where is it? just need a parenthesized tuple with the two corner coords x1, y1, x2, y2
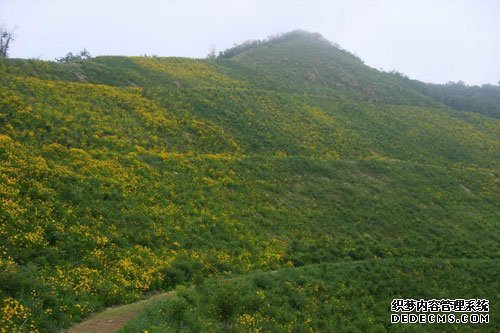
(1, 0, 499, 85)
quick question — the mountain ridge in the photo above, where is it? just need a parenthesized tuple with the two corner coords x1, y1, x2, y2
(3, 30, 499, 117)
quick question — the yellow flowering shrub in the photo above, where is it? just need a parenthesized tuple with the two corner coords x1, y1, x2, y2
(0, 298, 38, 333)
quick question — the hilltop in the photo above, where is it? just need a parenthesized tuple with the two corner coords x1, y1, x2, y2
(0, 31, 498, 332)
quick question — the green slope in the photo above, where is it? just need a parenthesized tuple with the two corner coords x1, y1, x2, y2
(0, 31, 498, 332)
(123, 258, 499, 332)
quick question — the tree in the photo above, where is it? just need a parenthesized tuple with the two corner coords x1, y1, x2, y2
(56, 48, 91, 63)
(0, 26, 15, 58)
(206, 44, 216, 59)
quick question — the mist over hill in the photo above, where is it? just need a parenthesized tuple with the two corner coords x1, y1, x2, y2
(0, 30, 498, 332)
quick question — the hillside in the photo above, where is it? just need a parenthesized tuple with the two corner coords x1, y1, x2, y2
(124, 258, 499, 332)
(0, 31, 499, 332)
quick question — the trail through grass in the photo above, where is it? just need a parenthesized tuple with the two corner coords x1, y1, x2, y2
(65, 291, 176, 333)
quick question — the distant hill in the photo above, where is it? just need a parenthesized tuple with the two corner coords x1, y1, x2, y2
(0, 30, 498, 332)
(406, 78, 500, 118)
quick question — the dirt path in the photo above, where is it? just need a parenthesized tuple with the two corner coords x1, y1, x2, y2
(65, 291, 176, 333)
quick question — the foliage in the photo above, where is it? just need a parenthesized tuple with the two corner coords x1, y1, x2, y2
(55, 49, 92, 63)
(0, 25, 15, 58)
(405, 78, 500, 118)
(123, 259, 499, 332)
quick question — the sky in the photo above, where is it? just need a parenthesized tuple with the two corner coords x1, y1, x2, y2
(1, 0, 499, 85)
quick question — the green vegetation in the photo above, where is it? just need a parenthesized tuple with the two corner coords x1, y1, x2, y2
(123, 259, 499, 332)
(0, 30, 498, 332)
(407, 79, 500, 118)
(55, 49, 92, 64)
